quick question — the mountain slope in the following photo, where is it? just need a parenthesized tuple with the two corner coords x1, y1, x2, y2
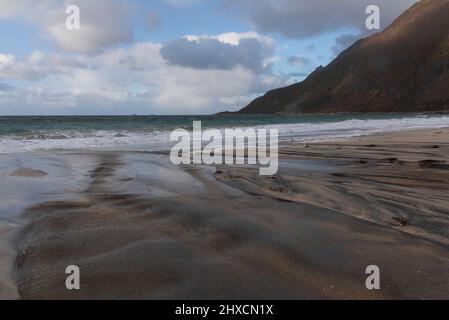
(240, 0, 449, 114)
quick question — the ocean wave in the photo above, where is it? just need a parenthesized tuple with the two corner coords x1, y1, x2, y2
(1, 115, 449, 153)
(259, 115, 449, 140)
(0, 130, 172, 153)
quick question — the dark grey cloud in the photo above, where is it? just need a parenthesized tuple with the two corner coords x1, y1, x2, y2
(222, 0, 418, 39)
(160, 37, 274, 72)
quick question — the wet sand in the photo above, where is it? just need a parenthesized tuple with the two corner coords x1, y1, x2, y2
(3, 128, 449, 299)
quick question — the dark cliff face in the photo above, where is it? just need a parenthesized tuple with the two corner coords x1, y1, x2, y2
(240, 0, 449, 114)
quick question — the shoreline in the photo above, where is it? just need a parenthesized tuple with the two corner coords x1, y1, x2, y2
(2, 114, 449, 154)
(326, 126, 449, 144)
(1, 127, 449, 299)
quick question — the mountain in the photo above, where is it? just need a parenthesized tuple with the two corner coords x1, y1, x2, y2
(239, 0, 449, 114)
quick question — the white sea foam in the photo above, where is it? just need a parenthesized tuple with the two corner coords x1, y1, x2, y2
(1, 115, 449, 153)
(261, 115, 449, 141)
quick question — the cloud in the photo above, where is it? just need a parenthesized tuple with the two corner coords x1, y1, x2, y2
(0, 51, 88, 80)
(287, 55, 311, 67)
(0, 0, 135, 53)
(48, 0, 134, 53)
(0, 53, 15, 66)
(0, 82, 13, 91)
(185, 31, 273, 46)
(0, 35, 287, 114)
(145, 10, 163, 31)
(288, 72, 309, 78)
(160, 32, 275, 72)
(331, 33, 366, 55)
(223, 0, 418, 39)
(0, 0, 45, 18)
(165, 0, 205, 8)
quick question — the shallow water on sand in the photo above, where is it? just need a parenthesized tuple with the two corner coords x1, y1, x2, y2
(5, 149, 448, 299)
(0, 152, 99, 299)
(2, 132, 449, 299)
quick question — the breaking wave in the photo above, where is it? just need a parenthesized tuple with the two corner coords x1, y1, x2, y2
(1, 114, 449, 153)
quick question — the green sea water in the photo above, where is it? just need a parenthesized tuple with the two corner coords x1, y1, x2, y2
(1, 113, 448, 153)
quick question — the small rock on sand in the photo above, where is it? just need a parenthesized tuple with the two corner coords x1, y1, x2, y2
(9, 168, 48, 178)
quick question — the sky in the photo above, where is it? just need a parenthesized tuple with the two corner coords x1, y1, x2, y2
(0, 0, 418, 115)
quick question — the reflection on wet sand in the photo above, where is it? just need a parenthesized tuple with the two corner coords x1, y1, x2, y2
(2, 128, 449, 299)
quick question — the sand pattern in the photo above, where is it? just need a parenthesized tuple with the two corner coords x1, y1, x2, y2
(8, 129, 449, 299)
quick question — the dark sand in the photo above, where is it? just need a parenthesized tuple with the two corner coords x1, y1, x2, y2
(8, 128, 449, 299)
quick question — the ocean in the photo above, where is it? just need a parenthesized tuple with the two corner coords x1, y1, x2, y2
(1, 113, 449, 153)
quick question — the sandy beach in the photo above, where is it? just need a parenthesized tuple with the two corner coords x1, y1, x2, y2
(1, 127, 448, 299)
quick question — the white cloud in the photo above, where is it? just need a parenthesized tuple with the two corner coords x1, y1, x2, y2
(0, 50, 88, 80)
(47, 0, 134, 53)
(0, 54, 15, 66)
(0, 32, 288, 114)
(185, 31, 273, 46)
(0, 0, 135, 53)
